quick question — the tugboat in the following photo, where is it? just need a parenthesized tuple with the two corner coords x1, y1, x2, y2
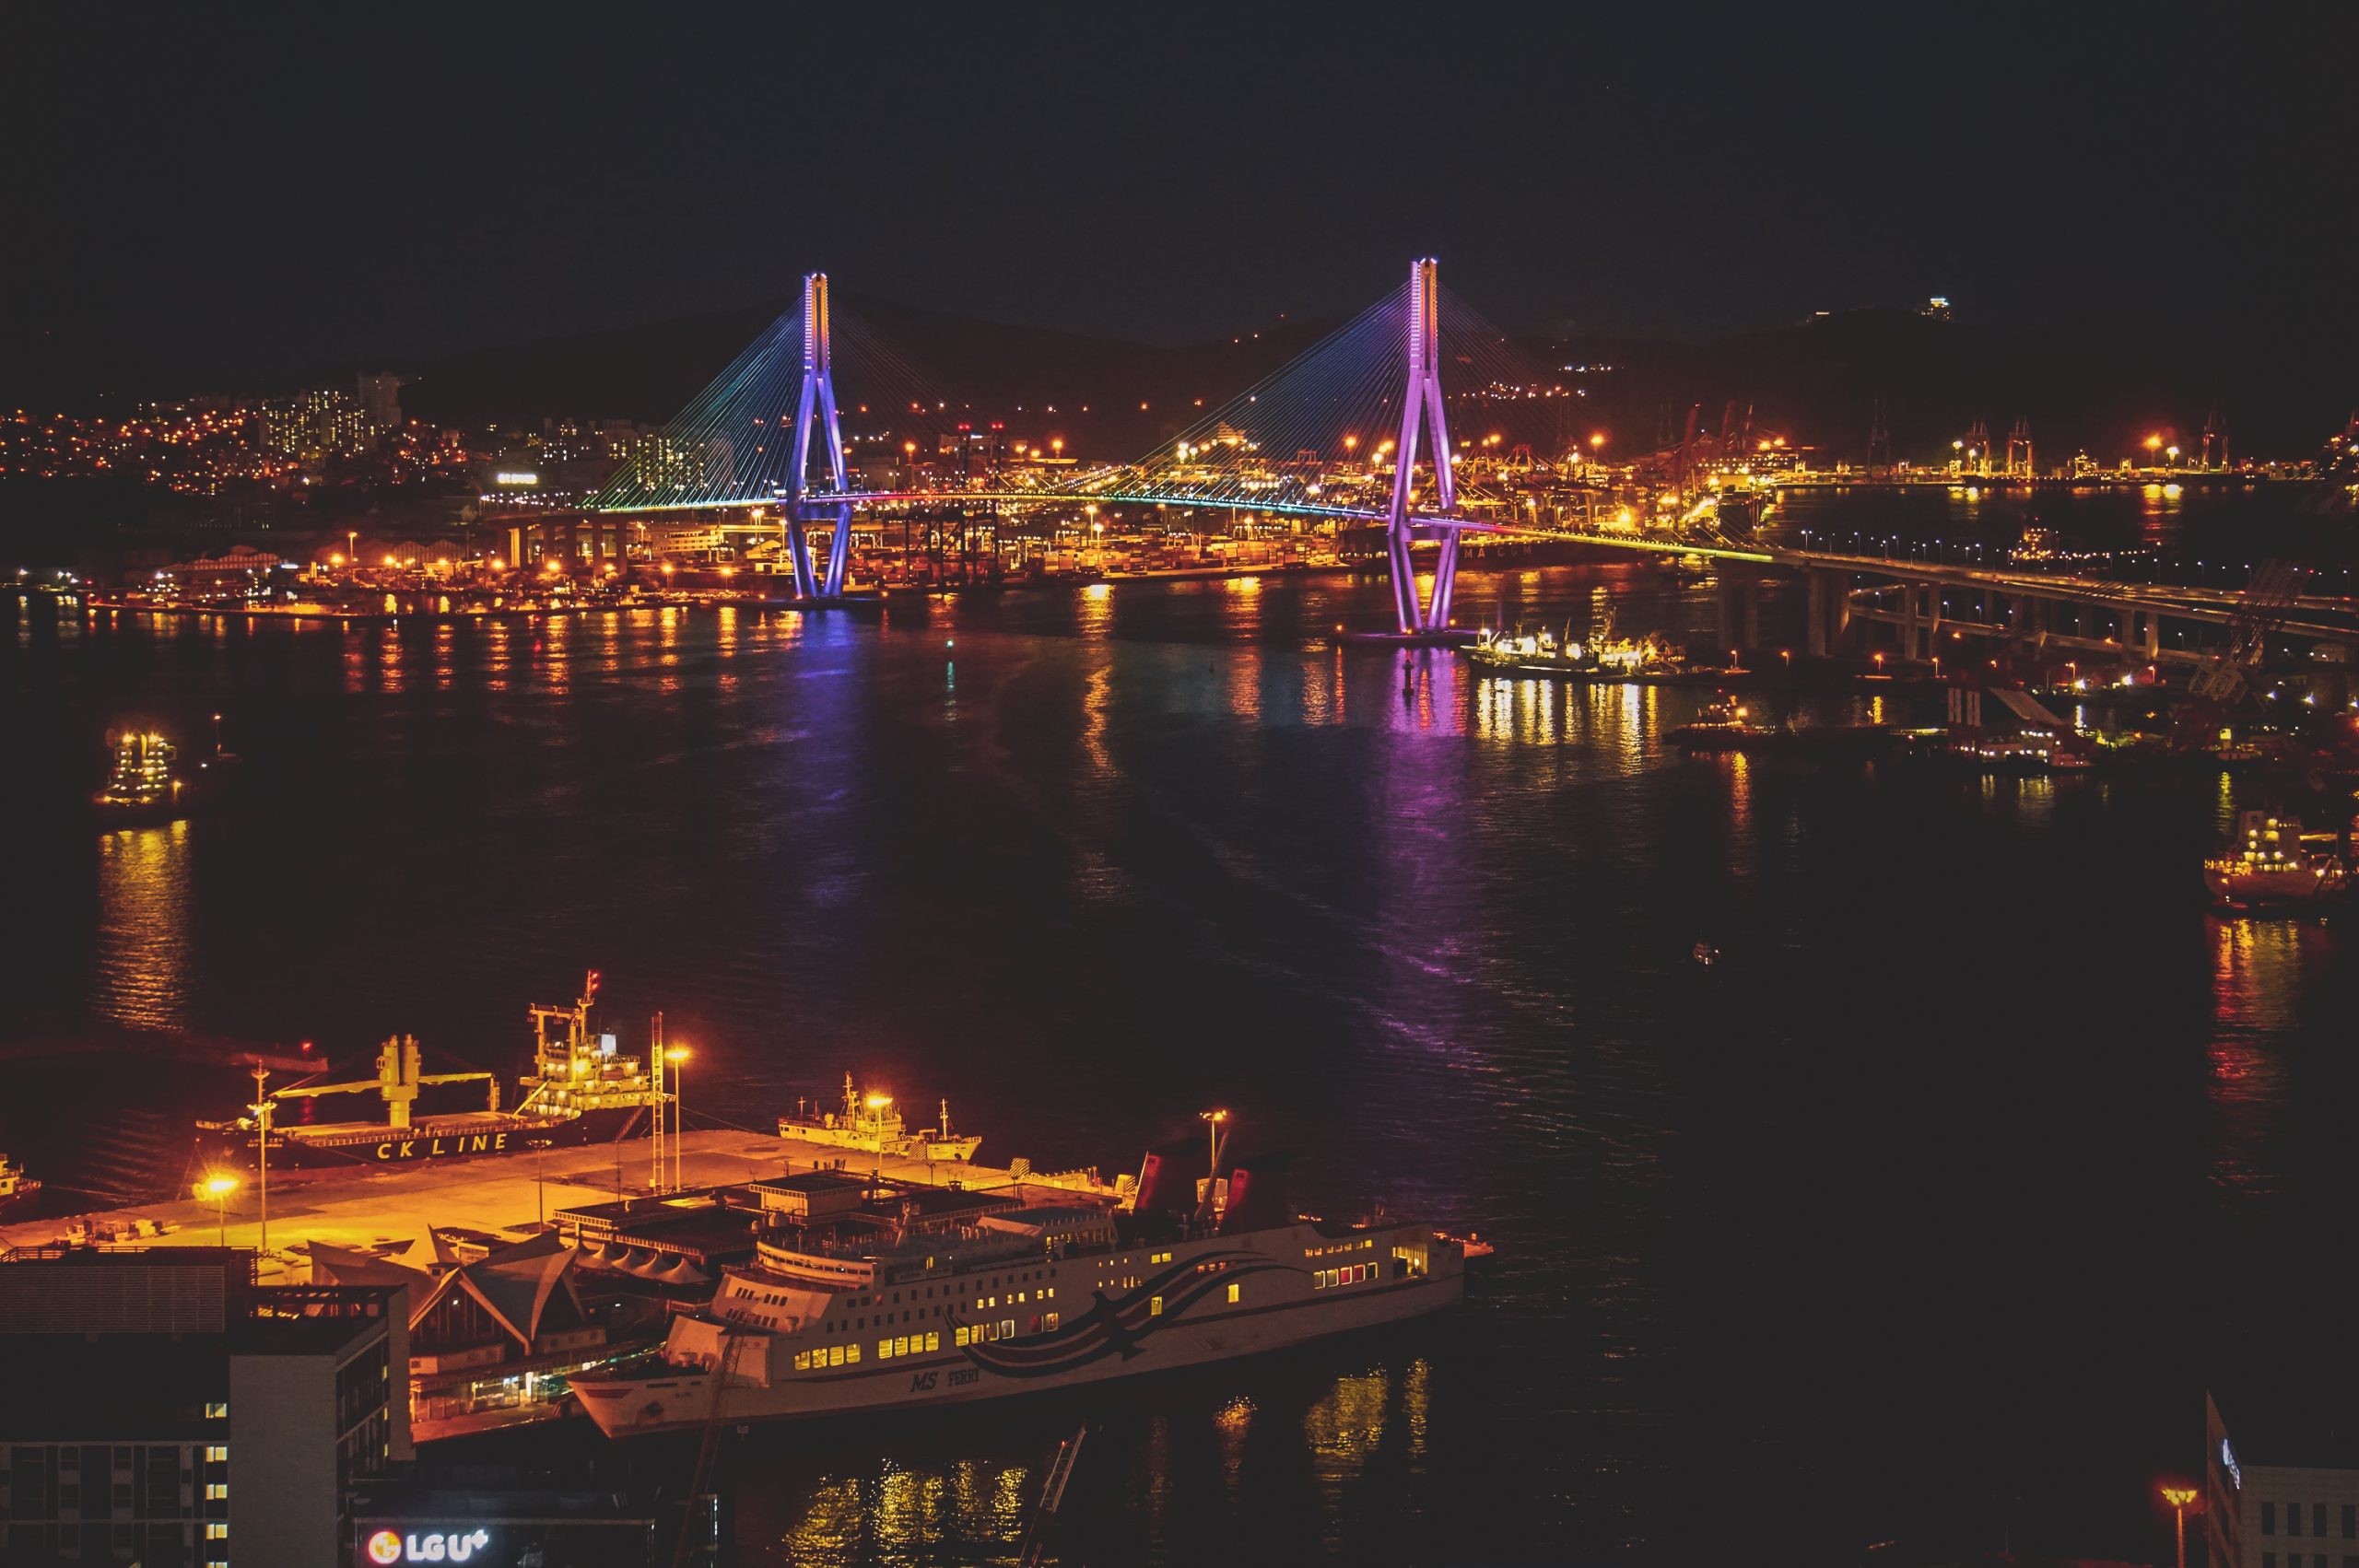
(1668, 693, 1773, 751)
(2203, 812, 2353, 910)
(199, 971, 668, 1170)
(0, 1153, 41, 1219)
(1465, 614, 1693, 683)
(1959, 728, 2095, 774)
(780, 1075, 982, 1163)
(2011, 526, 2064, 564)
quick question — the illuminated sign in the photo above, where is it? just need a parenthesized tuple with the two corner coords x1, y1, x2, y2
(2221, 1437, 2241, 1489)
(493, 471, 539, 486)
(365, 1529, 492, 1564)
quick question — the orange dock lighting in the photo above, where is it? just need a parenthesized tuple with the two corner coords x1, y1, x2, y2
(2160, 1483, 2199, 1568)
(664, 1046, 691, 1190)
(196, 1172, 239, 1246)
(1200, 1108, 1229, 1176)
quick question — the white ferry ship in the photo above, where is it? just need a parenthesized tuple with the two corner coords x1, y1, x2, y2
(570, 1136, 1468, 1434)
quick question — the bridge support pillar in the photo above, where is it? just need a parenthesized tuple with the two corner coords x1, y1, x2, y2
(1718, 566, 1762, 656)
(1806, 568, 1851, 658)
(1912, 582, 1943, 661)
(786, 503, 819, 599)
(822, 503, 852, 599)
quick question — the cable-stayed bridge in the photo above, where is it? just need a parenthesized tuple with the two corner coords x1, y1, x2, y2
(586, 261, 1741, 634)
(581, 263, 2359, 656)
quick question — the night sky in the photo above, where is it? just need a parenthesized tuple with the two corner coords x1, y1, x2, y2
(5, 8, 2353, 395)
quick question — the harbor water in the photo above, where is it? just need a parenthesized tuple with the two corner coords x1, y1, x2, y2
(1, 485, 2349, 1563)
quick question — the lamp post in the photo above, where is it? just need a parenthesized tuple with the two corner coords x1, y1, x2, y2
(2160, 1484, 2197, 1568)
(650, 1012, 666, 1193)
(198, 1174, 239, 1246)
(664, 1046, 690, 1193)
(247, 1069, 272, 1260)
(1199, 1108, 1228, 1195)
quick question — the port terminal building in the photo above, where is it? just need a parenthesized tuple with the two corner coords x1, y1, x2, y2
(0, 1247, 409, 1568)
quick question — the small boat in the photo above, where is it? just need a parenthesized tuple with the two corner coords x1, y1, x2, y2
(1955, 728, 2095, 774)
(780, 1075, 982, 1163)
(2204, 811, 2352, 910)
(1464, 616, 1694, 683)
(2011, 526, 2063, 564)
(92, 731, 192, 826)
(92, 722, 239, 827)
(0, 1153, 41, 1219)
(1667, 694, 1773, 750)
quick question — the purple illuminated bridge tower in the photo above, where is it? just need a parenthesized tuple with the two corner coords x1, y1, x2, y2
(1386, 257, 1463, 635)
(784, 272, 852, 600)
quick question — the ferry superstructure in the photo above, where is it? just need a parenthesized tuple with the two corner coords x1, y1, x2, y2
(570, 1144, 1466, 1433)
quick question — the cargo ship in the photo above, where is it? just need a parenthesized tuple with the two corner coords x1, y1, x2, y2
(2204, 812, 2352, 909)
(199, 972, 667, 1170)
(779, 1076, 982, 1163)
(570, 1126, 1469, 1433)
(0, 1153, 41, 1219)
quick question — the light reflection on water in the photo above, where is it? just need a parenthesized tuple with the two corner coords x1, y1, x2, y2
(92, 820, 192, 1031)
(766, 1459, 1031, 1568)
(2205, 917, 2306, 1206)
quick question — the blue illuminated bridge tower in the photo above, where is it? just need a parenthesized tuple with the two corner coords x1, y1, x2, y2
(785, 272, 852, 601)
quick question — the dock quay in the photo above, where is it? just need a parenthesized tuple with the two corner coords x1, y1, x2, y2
(0, 1127, 1110, 1265)
(0, 1127, 1113, 1442)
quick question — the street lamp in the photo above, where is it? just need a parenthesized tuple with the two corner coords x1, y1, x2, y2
(664, 1046, 690, 1193)
(2160, 1484, 2198, 1568)
(196, 1173, 239, 1246)
(246, 1069, 273, 1259)
(1199, 1108, 1228, 1184)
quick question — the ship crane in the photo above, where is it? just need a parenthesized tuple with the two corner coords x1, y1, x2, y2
(1015, 1426, 1089, 1568)
(267, 1036, 499, 1125)
(2170, 558, 2306, 753)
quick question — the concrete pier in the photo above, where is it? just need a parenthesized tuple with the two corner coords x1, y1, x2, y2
(0, 1128, 1109, 1276)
